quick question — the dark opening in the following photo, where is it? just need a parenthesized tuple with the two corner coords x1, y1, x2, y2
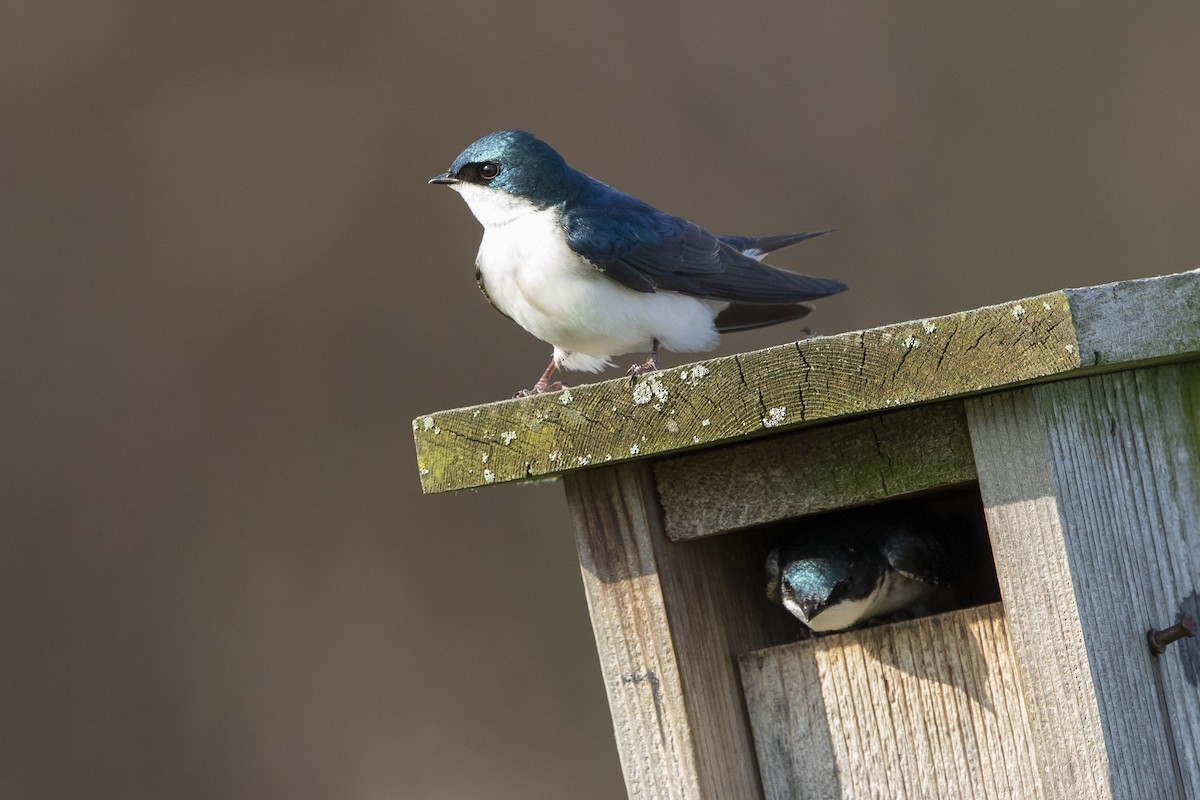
(739, 483, 1000, 646)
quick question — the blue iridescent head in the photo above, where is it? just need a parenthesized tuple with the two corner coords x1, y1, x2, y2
(429, 130, 581, 207)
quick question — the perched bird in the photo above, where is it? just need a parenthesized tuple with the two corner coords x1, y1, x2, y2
(429, 130, 847, 395)
(766, 513, 951, 633)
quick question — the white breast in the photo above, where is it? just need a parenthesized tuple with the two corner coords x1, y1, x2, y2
(801, 572, 936, 633)
(452, 184, 725, 372)
(798, 593, 878, 633)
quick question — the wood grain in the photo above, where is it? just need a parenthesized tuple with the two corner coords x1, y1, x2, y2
(966, 371, 1200, 800)
(966, 388, 1113, 797)
(1033, 365, 1200, 797)
(1067, 269, 1200, 368)
(566, 464, 781, 799)
(740, 604, 1040, 800)
(413, 286, 1074, 493)
(415, 270, 1199, 493)
(655, 401, 976, 541)
(565, 465, 700, 799)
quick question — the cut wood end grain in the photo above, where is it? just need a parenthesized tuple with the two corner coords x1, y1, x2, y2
(414, 270, 1200, 493)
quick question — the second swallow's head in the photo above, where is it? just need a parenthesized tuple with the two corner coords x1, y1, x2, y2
(771, 548, 857, 625)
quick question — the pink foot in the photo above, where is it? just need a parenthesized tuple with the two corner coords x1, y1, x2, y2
(516, 357, 566, 397)
(514, 381, 567, 398)
(626, 340, 661, 383)
(626, 359, 659, 379)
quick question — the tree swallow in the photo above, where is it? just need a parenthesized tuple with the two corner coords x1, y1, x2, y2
(430, 130, 847, 395)
(766, 511, 951, 633)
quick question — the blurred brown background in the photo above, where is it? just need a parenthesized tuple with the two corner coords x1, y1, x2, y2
(3, 2, 1199, 798)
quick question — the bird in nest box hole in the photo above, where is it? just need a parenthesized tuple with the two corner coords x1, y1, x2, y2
(766, 509, 955, 633)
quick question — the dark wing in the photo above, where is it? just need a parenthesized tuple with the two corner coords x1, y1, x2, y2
(562, 187, 846, 303)
(882, 526, 949, 587)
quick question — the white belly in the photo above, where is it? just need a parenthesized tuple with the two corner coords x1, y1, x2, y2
(459, 187, 724, 372)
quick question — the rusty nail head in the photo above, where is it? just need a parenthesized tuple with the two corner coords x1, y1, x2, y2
(1148, 613, 1198, 656)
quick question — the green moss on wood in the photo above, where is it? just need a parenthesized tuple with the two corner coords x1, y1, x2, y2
(413, 288, 1096, 492)
(654, 401, 978, 540)
(413, 273, 1200, 492)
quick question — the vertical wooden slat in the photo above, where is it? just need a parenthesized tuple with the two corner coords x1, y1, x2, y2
(739, 644, 839, 800)
(967, 370, 1197, 800)
(1034, 364, 1200, 798)
(565, 464, 772, 800)
(740, 604, 1040, 800)
(565, 465, 700, 800)
(966, 388, 1109, 797)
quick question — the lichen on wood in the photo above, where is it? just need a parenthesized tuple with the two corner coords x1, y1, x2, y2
(414, 271, 1199, 493)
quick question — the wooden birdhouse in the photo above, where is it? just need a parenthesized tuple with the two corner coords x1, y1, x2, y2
(413, 270, 1200, 799)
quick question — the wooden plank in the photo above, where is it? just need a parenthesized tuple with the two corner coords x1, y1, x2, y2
(565, 465, 700, 799)
(739, 604, 1041, 800)
(413, 287, 1072, 493)
(965, 389, 1113, 797)
(1067, 269, 1200, 367)
(566, 464, 783, 800)
(966, 377, 1196, 799)
(738, 641, 841, 800)
(655, 401, 976, 541)
(414, 269, 1199, 493)
(1032, 364, 1200, 797)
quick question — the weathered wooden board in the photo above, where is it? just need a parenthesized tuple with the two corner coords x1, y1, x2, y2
(965, 389, 1113, 798)
(966, 367, 1200, 799)
(1032, 364, 1199, 796)
(739, 604, 1041, 800)
(566, 464, 783, 800)
(565, 465, 701, 799)
(414, 270, 1200, 493)
(1066, 270, 1200, 368)
(655, 400, 976, 541)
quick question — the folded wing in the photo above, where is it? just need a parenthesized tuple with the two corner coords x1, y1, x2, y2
(563, 188, 846, 303)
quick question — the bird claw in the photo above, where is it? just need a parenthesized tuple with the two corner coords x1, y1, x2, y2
(514, 381, 567, 398)
(626, 357, 660, 384)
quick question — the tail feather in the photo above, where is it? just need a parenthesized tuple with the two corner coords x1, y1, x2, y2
(715, 302, 814, 333)
(718, 229, 835, 260)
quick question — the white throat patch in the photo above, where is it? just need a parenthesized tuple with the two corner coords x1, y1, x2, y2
(451, 183, 540, 228)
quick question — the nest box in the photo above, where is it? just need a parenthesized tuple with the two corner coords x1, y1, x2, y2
(414, 271, 1200, 799)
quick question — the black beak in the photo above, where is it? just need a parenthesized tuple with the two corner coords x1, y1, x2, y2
(798, 598, 825, 621)
(428, 172, 459, 185)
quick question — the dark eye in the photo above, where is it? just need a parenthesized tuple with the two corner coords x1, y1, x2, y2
(478, 162, 500, 180)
